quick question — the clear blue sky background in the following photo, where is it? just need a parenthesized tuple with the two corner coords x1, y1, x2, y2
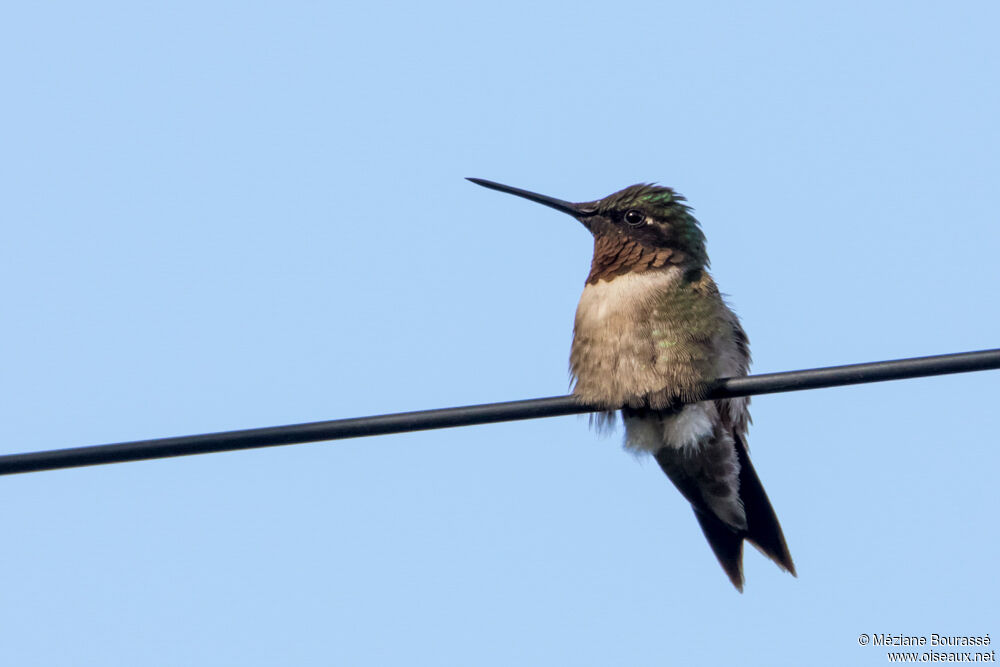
(1, 2, 997, 665)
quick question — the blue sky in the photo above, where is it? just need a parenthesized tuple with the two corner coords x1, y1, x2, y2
(1, 2, 998, 665)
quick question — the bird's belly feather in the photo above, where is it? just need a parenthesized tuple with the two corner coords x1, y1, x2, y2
(570, 269, 731, 408)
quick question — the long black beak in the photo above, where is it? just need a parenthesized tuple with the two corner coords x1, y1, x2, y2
(466, 178, 595, 218)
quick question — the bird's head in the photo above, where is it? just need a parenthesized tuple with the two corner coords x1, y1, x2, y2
(467, 179, 708, 272)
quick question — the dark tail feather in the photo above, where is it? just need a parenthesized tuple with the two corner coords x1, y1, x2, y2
(654, 437, 794, 590)
(693, 508, 746, 592)
(734, 435, 796, 577)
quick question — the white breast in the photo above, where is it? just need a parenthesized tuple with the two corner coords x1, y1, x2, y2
(571, 269, 685, 407)
(575, 269, 682, 333)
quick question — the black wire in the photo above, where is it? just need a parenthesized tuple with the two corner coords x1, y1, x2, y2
(1, 348, 998, 476)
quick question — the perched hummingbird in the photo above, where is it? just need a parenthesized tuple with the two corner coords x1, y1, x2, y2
(467, 178, 795, 591)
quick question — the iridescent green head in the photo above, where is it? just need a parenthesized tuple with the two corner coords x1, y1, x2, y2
(467, 178, 708, 268)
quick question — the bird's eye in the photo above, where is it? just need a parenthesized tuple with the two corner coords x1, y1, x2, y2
(624, 210, 644, 226)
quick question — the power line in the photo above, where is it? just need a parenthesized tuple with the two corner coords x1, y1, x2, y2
(1, 348, 998, 477)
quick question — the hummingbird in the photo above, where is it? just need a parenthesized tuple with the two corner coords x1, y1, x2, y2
(467, 177, 795, 591)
